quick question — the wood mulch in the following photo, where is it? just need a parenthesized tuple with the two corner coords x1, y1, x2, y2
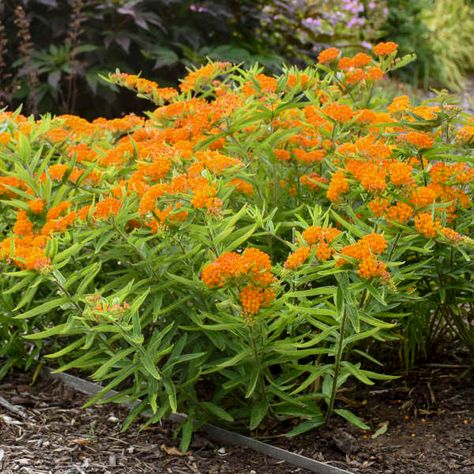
(0, 374, 303, 474)
(276, 364, 474, 474)
(0, 364, 473, 473)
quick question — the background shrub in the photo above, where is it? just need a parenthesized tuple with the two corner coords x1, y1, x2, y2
(1, 1, 472, 117)
(0, 0, 387, 116)
(382, 0, 474, 91)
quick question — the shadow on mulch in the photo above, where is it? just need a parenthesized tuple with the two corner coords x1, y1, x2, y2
(0, 365, 473, 473)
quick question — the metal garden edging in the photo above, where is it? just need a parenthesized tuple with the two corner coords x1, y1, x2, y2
(49, 370, 354, 474)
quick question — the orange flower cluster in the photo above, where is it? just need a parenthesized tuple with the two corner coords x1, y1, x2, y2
(410, 186, 437, 208)
(317, 47, 340, 64)
(347, 160, 387, 193)
(0, 235, 51, 271)
(414, 212, 441, 238)
(456, 124, 474, 143)
(202, 248, 273, 288)
(389, 161, 414, 186)
(180, 62, 231, 93)
(242, 73, 278, 96)
(327, 171, 350, 202)
(191, 184, 222, 212)
(373, 42, 398, 56)
(403, 131, 434, 149)
(0, 210, 51, 271)
(229, 178, 254, 195)
(337, 234, 389, 280)
(240, 285, 275, 317)
(201, 248, 275, 317)
(388, 95, 410, 114)
(284, 246, 312, 270)
(0, 176, 24, 197)
(93, 198, 122, 220)
(109, 72, 178, 102)
(284, 226, 341, 270)
(292, 148, 324, 164)
(385, 202, 413, 224)
(336, 52, 384, 85)
(323, 103, 353, 123)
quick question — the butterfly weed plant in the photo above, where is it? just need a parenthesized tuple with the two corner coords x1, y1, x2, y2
(0, 43, 473, 449)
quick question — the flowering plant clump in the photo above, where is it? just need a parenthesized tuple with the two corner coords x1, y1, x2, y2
(0, 43, 473, 445)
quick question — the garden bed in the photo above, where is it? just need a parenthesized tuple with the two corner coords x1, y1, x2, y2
(1, 45, 473, 473)
(1, 366, 472, 473)
(0, 374, 300, 474)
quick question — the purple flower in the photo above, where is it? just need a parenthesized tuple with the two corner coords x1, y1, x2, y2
(302, 17, 322, 30)
(342, 0, 364, 14)
(189, 4, 208, 13)
(347, 17, 359, 28)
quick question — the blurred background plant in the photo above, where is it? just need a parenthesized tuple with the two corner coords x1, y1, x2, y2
(0, 0, 276, 117)
(0, 0, 472, 117)
(0, 0, 385, 116)
(258, 0, 388, 66)
(381, 0, 474, 91)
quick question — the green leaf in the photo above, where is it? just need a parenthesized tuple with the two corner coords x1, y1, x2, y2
(202, 402, 234, 422)
(53, 349, 103, 373)
(341, 361, 374, 385)
(76, 262, 102, 294)
(92, 347, 135, 380)
(139, 350, 162, 380)
(216, 349, 251, 369)
(179, 418, 194, 453)
(121, 399, 148, 432)
(245, 367, 260, 398)
(342, 327, 381, 348)
(334, 408, 369, 430)
(163, 377, 177, 412)
(83, 366, 135, 407)
(290, 365, 331, 395)
(144, 46, 179, 69)
(44, 338, 86, 358)
(15, 297, 69, 319)
(286, 287, 336, 298)
(250, 400, 269, 430)
(285, 416, 325, 437)
(227, 223, 258, 251)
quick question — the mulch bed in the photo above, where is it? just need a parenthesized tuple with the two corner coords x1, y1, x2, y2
(276, 365, 474, 473)
(0, 375, 301, 474)
(0, 365, 473, 473)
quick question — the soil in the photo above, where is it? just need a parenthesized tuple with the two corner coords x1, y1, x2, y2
(0, 374, 300, 474)
(276, 365, 474, 473)
(0, 365, 473, 474)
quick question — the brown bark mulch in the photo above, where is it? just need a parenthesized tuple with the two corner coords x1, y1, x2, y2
(275, 364, 474, 474)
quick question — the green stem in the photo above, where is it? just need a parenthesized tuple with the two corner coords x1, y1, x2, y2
(325, 304, 348, 423)
(388, 232, 402, 261)
(51, 272, 83, 314)
(249, 324, 271, 414)
(113, 221, 157, 278)
(418, 152, 427, 186)
(365, 83, 375, 108)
